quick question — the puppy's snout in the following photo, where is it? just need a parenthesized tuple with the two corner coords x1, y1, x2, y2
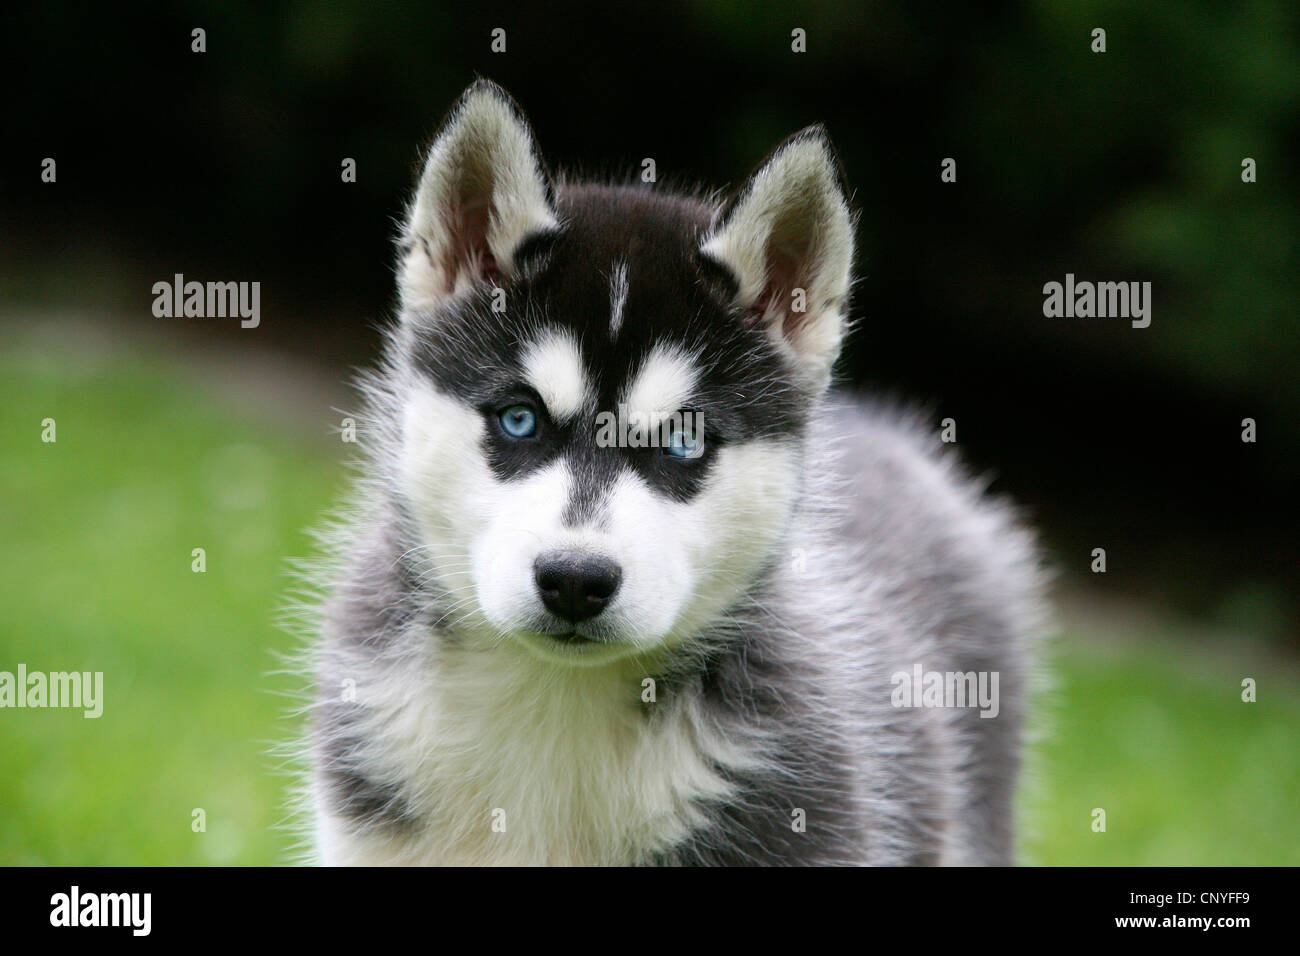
(533, 552, 622, 624)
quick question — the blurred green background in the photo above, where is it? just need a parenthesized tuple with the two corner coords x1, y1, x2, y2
(1, 0, 1297, 864)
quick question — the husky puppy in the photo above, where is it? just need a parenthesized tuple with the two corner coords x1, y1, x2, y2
(308, 79, 1046, 866)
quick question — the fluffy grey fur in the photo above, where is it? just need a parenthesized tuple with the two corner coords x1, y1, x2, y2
(302, 80, 1048, 866)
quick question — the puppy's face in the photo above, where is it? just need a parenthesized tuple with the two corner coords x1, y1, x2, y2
(391, 82, 852, 666)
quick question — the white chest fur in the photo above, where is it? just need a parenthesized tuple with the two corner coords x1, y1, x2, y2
(316, 639, 762, 866)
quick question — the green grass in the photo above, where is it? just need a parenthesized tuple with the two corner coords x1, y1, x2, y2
(0, 342, 341, 864)
(1, 341, 1297, 865)
(1024, 637, 1300, 865)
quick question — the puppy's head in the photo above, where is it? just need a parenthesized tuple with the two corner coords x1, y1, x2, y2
(390, 80, 854, 666)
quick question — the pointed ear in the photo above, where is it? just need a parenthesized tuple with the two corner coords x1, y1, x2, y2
(399, 80, 559, 312)
(701, 127, 854, 390)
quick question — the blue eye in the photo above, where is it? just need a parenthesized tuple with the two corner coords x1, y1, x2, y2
(499, 404, 537, 438)
(663, 422, 704, 458)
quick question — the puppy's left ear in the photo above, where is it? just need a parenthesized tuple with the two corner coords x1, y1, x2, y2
(399, 80, 558, 313)
(701, 127, 853, 391)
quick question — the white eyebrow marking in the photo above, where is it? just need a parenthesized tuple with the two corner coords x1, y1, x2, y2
(622, 343, 699, 430)
(609, 260, 629, 339)
(521, 329, 591, 423)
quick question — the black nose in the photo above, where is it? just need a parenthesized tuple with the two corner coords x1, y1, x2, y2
(533, 552, 622, 624)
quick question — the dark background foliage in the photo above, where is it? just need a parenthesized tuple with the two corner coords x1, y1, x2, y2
(4, 0, 1298, 644)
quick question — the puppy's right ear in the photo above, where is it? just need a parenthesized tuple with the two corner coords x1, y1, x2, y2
(701, 127, 853, 392)
(399, 80, 558, 312)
